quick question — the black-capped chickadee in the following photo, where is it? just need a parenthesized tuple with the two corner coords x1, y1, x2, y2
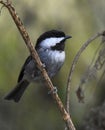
(4, 30, 72, 102)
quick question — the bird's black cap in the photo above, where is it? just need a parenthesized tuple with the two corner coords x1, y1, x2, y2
(36, 30, 65, 47)
(35, 30, 72, 49)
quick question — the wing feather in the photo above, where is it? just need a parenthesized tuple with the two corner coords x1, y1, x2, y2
(18, 56, 32, 82)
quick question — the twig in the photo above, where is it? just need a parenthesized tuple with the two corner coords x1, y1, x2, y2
(66, 31, 104, 113)
(0, 0, 76, 130)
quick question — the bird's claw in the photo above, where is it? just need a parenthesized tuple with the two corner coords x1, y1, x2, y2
(42, 63, 46, 68)
(48, 86, 58, 94)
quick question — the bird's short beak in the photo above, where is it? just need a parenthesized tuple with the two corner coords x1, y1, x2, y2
(64, 35, 72, 40)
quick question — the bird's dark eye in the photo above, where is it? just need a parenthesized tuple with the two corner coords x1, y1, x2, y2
(51, 41, 65, 51)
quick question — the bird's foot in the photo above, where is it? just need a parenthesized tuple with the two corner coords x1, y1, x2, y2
(42, 63, 46, 68)
(48, 86, 58, 94)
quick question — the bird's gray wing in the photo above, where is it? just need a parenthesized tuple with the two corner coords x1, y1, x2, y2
(18, 55, 32, 82)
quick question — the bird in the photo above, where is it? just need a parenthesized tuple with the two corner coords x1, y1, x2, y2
(4, 30, 72, 102)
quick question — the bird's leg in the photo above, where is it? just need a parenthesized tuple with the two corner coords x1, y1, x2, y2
(48, 86, 58, 94)
(41, 62, 46, 68)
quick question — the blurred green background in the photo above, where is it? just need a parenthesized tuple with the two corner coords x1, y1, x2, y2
(0, 0, 105, 130)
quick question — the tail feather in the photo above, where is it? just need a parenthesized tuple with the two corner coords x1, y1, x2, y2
(4, 80, 29, 102)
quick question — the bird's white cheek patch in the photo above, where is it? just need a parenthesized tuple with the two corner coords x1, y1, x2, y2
(40, 37, 65, 48)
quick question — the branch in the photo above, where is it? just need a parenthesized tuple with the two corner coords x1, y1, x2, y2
(66, 31, 105, 112)
(0, 0, 76, 130)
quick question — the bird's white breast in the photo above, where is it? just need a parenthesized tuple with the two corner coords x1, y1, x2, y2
(48, 50, 65, 63)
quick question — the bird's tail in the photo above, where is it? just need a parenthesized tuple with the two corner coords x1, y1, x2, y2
(4, 80, 29, 102)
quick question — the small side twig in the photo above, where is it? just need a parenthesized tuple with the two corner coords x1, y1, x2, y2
(66, 31, 104, 113)
(0, 0, 76, 130)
